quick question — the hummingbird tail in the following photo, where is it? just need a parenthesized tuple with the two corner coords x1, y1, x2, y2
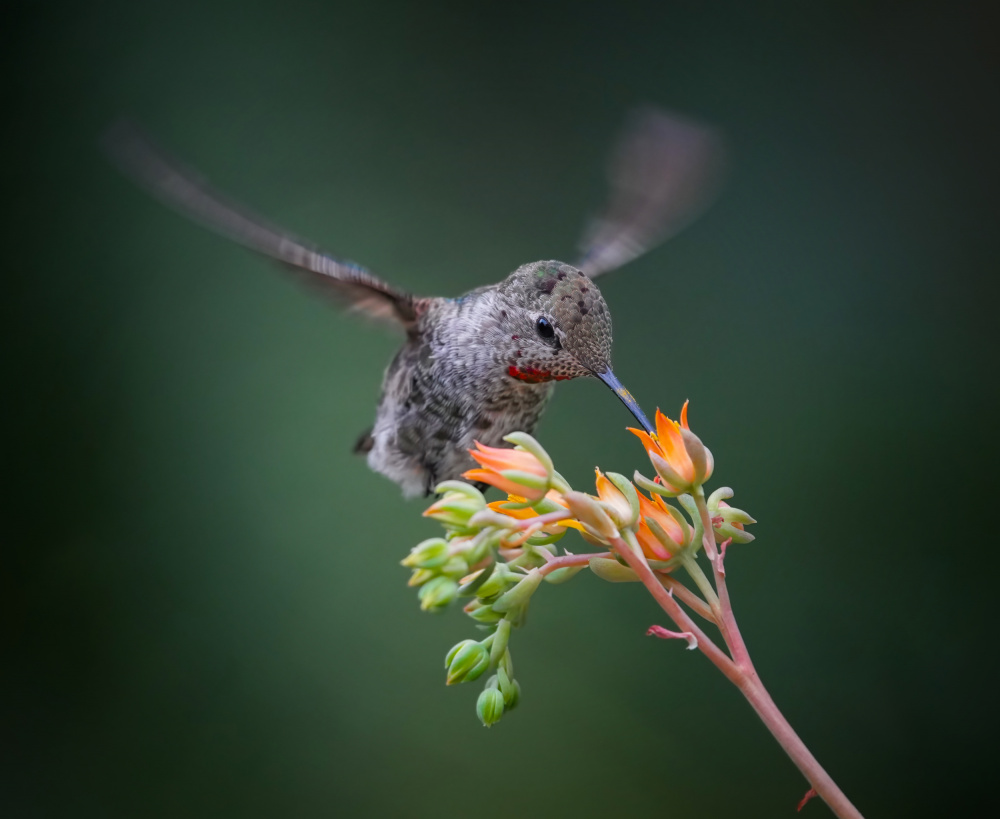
(352, 428, 375, 454)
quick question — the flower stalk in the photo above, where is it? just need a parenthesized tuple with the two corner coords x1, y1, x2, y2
(402, 414, 864, 818)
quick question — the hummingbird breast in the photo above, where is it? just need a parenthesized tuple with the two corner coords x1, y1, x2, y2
(363, 292, 554, 497)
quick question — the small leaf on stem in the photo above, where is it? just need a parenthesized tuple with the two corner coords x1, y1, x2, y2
(646, 625, 698, 650)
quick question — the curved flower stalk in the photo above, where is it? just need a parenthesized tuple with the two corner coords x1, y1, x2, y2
(401, 411, 863, 819)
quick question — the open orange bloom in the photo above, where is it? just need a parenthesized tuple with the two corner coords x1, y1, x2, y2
(635, 491, 689, 561)
(464, 441, 550, 501)
(629, 400, 713, 494)
(594, 468, 637, 527)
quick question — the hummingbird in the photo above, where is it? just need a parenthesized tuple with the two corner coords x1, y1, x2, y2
(104, 109, 722, 497)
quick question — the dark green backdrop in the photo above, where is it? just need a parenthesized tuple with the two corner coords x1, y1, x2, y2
(6, 2, 998, 817)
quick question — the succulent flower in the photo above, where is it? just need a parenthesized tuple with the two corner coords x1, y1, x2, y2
(418, 576, 459, 611)
(636, 492, 691, 560)
(476, 686, 505, 727)
(629, 401, 713, 494)
(715, 499, 756, 544)
(423, 490, 486, 530)
(401, 538, 450, 569)
(445, 639, 490, 685)
(464, 441, 552, 501)
(561, 491, 620, 543)
(594, 469, 640, 528)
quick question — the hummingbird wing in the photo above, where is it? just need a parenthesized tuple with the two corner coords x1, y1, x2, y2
(102, 121, 420, 330)
(577, 107, 725, 278)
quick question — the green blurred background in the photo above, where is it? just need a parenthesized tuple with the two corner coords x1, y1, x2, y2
(6, 2, 998, 816)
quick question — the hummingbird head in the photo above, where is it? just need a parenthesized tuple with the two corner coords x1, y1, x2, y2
(497, 261, 654, 432)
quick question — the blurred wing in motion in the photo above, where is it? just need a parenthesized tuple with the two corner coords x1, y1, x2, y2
(577, 107, 725, 278)
(102, 121, 420, 330)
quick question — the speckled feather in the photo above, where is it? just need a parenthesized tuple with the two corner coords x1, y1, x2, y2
(364, 261, 613, 496)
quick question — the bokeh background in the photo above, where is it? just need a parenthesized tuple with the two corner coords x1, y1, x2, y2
(6, 2, 998, 816)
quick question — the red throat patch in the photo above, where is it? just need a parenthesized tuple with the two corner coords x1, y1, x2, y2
(508, 365, 571, 383)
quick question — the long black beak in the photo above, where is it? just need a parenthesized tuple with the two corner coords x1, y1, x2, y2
(596, 370, 654, 433)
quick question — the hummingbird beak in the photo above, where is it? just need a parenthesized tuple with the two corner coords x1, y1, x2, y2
(596, 370, 654, 434)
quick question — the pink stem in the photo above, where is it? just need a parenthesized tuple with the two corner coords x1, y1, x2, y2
(538, 551, 612, 576)
(502, 509, 576, 547)
(647, 625, 698, 649)
(609, 536, 741, 686)
(689, 493, 864, 819)
(694, 495, 751, 670)
(736, 679, 862, 818)
(516, 509, 573, 529)
(657, 573, 716, 624)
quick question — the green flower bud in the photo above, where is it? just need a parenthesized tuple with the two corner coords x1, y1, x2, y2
(440, 555, 470, 579)
(707, 490, 756, 545)
(445, 639, 490, 685)
(464, 598, 504, 625)
(401, 538, 450, 569)
(490, 569, 543, 616)
(504, 679, 521, 710)
(445, 639, 476, 668)
(457, 564, 492, 597)
(476, 687, 505, 727)
(465, 528, 500, 565)
(475, 563, 519, 602)
(419, 576, 458, 611)
(407, 568, 436, 587)
(496, 665, 520, 709)
(423, 493, 486, 529)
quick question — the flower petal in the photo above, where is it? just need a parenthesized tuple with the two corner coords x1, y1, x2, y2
(487, 500, 536, 520)
(627, 426, 660, 456)
(654, 411, 695, 483)
(636, 520, 672, 560)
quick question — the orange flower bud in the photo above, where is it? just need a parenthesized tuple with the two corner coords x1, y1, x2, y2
(464, 441, 550, 501)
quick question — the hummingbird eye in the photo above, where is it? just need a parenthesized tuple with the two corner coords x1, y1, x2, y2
(535, 316, 556, 341)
